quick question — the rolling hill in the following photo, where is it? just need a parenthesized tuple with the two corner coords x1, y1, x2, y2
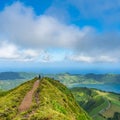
(0, 77, 92, 120)
(0, 72, 37, 80)
(71, 87, 120, 120)
(46, 73, 120, 84)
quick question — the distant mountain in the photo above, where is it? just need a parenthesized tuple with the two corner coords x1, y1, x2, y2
(0, 72, 23, 80)
(0, 77, 92, 120)
(45, 73, 120, 84)
(0, 72, 120, 84)
(84, 73, 120, 84)
(0, 72, 37, 80)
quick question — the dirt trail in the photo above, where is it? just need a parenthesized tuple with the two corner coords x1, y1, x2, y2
(18, 80, 39, 112)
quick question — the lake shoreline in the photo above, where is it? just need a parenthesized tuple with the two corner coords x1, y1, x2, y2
(67, 83, 120, 94)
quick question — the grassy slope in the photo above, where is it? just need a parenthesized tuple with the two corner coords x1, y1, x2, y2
(96, 91, 120, 118)
(31, 78, 90, 120)
(0, 77, 92, 120)
(0, 78, 37, 120)
(71, 87, 120, 120)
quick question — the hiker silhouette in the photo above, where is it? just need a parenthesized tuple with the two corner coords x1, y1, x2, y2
(38, 75, 41, 79)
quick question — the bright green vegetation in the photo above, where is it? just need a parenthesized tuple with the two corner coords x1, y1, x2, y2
(71, 87, 120, 120)
(0, 78, 37, 120)
(0, 90, 8, 97)
(0, 77, 92, 120)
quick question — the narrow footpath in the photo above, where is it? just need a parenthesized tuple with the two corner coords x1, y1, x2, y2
(18, 80, 40, 112)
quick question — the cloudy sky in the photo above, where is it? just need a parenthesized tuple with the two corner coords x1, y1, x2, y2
(0, 0, 120, 73)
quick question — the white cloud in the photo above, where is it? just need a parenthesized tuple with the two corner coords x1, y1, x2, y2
(99, 56, 118, 63)
(0, 41, 44, 62)
(67, 54, 118, 63)
(0, 2, 120, 63)
(0, 41, 19, 59)
(0, 2, 92, 49)
(0, 40, 55, 62)
(68, 55, 93, 63)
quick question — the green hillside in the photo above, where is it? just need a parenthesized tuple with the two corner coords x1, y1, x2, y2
(45, 73, 120, 84)
(0, 77, 92, 120)
(71, 87, 120, 120)
(0, 78, 36, 119)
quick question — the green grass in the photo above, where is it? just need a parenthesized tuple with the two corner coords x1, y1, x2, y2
(15, 77, 92, 120)
(71, 87, 120, 120)
(0, 77, 92, 120)
(93, 115, 106, 120)
(89, 97, 109, 116)
(0, 90, 8, 97)
(0, 78, 37, 120)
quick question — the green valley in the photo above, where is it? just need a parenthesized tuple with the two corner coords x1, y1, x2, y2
(71, 87, 120, 120)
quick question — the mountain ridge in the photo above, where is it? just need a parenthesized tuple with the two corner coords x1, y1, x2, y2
(0, 77, 92, 120)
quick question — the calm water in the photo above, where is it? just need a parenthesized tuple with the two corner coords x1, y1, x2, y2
(68, 84, 120, 94)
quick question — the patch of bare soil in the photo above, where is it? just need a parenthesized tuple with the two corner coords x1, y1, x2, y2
(18, 80, 39, 112)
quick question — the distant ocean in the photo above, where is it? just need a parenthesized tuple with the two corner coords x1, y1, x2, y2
(68, 84, 120, 94)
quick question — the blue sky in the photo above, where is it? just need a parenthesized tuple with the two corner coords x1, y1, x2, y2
(0, 0, 120, 73)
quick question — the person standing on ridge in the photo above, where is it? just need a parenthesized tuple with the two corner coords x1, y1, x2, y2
(38, 75, 41, 79)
